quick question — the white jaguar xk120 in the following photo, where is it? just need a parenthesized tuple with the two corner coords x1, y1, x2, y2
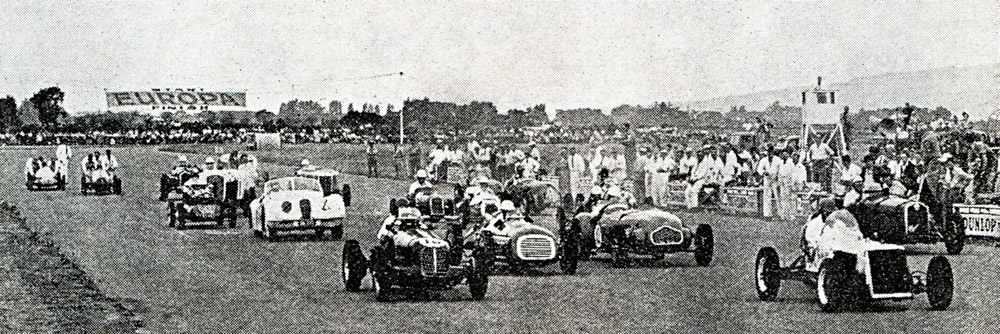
(249, 177, 347, 240)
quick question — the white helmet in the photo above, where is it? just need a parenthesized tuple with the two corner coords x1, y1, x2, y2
(301, 159, 311, 166)
(499, 200, 516, 212)
(205, 157, 216, 164)
(178, 155, 188, 163)
(475, 175, 490, 184)
(415, 169, 428, 178)
(606, 186, 622, 199)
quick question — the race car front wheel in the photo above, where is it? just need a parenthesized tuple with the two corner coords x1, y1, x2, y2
(341, 240, 368, 292)
(755, 247, 781, 301)
(694, 224, 714, 266)
(926, 256, 953, 311)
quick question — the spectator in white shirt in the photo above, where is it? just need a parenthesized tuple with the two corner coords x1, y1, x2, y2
(756, 149, 780, 218)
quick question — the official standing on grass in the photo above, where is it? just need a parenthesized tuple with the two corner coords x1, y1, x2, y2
(393, 143, 404, 179)
(568, 147, 587, 200)
(409, 145, 421, 178)
(756, 147, 779, 219)
(366, 141, 379, 178)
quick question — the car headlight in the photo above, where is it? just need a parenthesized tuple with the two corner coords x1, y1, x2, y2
(281, 201, 292, 213)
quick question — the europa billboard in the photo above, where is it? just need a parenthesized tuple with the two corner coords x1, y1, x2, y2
(106, 90, 246, 111)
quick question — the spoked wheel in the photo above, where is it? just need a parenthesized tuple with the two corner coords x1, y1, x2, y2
(467, 251, 489, 300)
(559, 216, 580, 275)
(175, 205, 187, 230)
(694, 224, 714, 266)
(341, 240, 368, 292)
(755, 247, 781, 301)
(926, 256, 953, 311)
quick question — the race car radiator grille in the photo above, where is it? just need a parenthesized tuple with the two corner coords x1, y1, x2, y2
(516, 235, 556, 260)
(905, 204, 927, 233)
(430, 197, 444, 216)
(420, 247, 449, 277)
(867, 250, 911, 295)
(650, 226, 683, 245)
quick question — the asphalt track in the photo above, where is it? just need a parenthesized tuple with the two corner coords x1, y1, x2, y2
(1, 146, 998, 333)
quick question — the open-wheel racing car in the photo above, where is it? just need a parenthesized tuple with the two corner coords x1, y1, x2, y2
(504, 176, 560, 215)
(341, 204, 490, 301)
(25, 161, 66, 191)
(755, 208, 954, 312)
(574, 196, 713, 267)
(167, 174, 240, 229)
(848, 193, 966, 254)
(296, 168, 352, 207)
(249, 177, 347, 240)
(458, 182, 580, 274)
(81, 169, 121, 195)
(159, 166, 200, 201)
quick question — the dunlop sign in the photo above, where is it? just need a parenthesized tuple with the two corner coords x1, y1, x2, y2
(106, 91, 246, 110)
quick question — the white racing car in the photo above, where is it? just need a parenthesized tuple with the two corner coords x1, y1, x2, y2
(249, 177, 347, 240)
(755, 206, 954, 312)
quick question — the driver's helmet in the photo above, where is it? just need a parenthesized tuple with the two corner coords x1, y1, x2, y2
(178, 155, 188, 165)
(605, 186, 623, 200)
(415, 169, 428, 179)
(396, 207, 422, 228)
(301, 158, 311, 166)
(474, 175, 490, 185)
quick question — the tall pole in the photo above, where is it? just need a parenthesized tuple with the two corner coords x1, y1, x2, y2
(400, 107, 404, 144)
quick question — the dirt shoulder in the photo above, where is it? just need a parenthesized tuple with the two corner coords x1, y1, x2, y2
(0, 202, 139, 333)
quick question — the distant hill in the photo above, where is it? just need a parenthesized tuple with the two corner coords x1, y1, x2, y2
(684, 63, 1000, 120)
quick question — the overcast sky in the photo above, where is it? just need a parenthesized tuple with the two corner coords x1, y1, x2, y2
(1, 0, 996, 114)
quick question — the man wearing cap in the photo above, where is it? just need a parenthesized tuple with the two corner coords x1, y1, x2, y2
(203, 157, 218, 171)
(408, 170, 434, 196)
(297, 158, 317, 175)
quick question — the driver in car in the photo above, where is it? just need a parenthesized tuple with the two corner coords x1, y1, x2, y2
(802, 198, 868, 272)
(408, 169, 434, 197)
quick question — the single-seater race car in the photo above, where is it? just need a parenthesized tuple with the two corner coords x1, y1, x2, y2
(458, 180, 580, 274)
(296, 168, 352, 207)
(167, 174, 239, 229)
(159, 164, 200, 200)
(249, 177, 347, 240)
(573, 191, 713, 267)
(81, 165, 121, 195)
(848, 193, 966, 254)
(504, 175, 560, 215)
(754, 202, 954, 312)
(341, 203, 490, 302)
(25, 158, 66, 191)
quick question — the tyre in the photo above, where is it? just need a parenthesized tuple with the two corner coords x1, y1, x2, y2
(817, 256, 862, 312)
(559, 217, 580, 275)
(926, 256, 953, 311)
(175, 205, 187, 230)
(168, 203, 177, 228)
(755, 247, 781, 301)
(329, 224, 344, 240)
(389, 198, 399, 216)
(943, 214, 965, 255)
(694, 224, 714, 266)
(467, 251, 489, 301)
(372, 267, 393, 302)
(342, 184, 352, 207)
(341, 240, 368, 292)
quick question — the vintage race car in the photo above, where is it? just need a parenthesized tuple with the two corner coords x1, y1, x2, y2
(26, 166, 66, 191)
(398, 185, 462, 221)
(462, 190, 580, 274)
(81, 170, 121, 195)
(848, 194, 966, 254)
(249, 177, 346, 240)
(296, 168, 352, 207)
(755, 212, 954, 312)
(341, 206, 489, 301)
(574, 201, 713, 267)
(167, 174, 239, 229)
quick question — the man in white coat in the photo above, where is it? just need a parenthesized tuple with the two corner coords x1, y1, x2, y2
(590, 146, 607, 181)
(756, 148, 781, 219)
(55, 142, 72, 166)
(568, 147, 588, 200)
(649, 149, 675, 206)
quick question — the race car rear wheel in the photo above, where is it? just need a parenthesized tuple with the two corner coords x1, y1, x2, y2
(694, 224, 714, 266)
(755, 247, 781, 301)
(926, 255, 953, 311)
(341, 240, 368, 292)
(559, 217, 580, 275)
